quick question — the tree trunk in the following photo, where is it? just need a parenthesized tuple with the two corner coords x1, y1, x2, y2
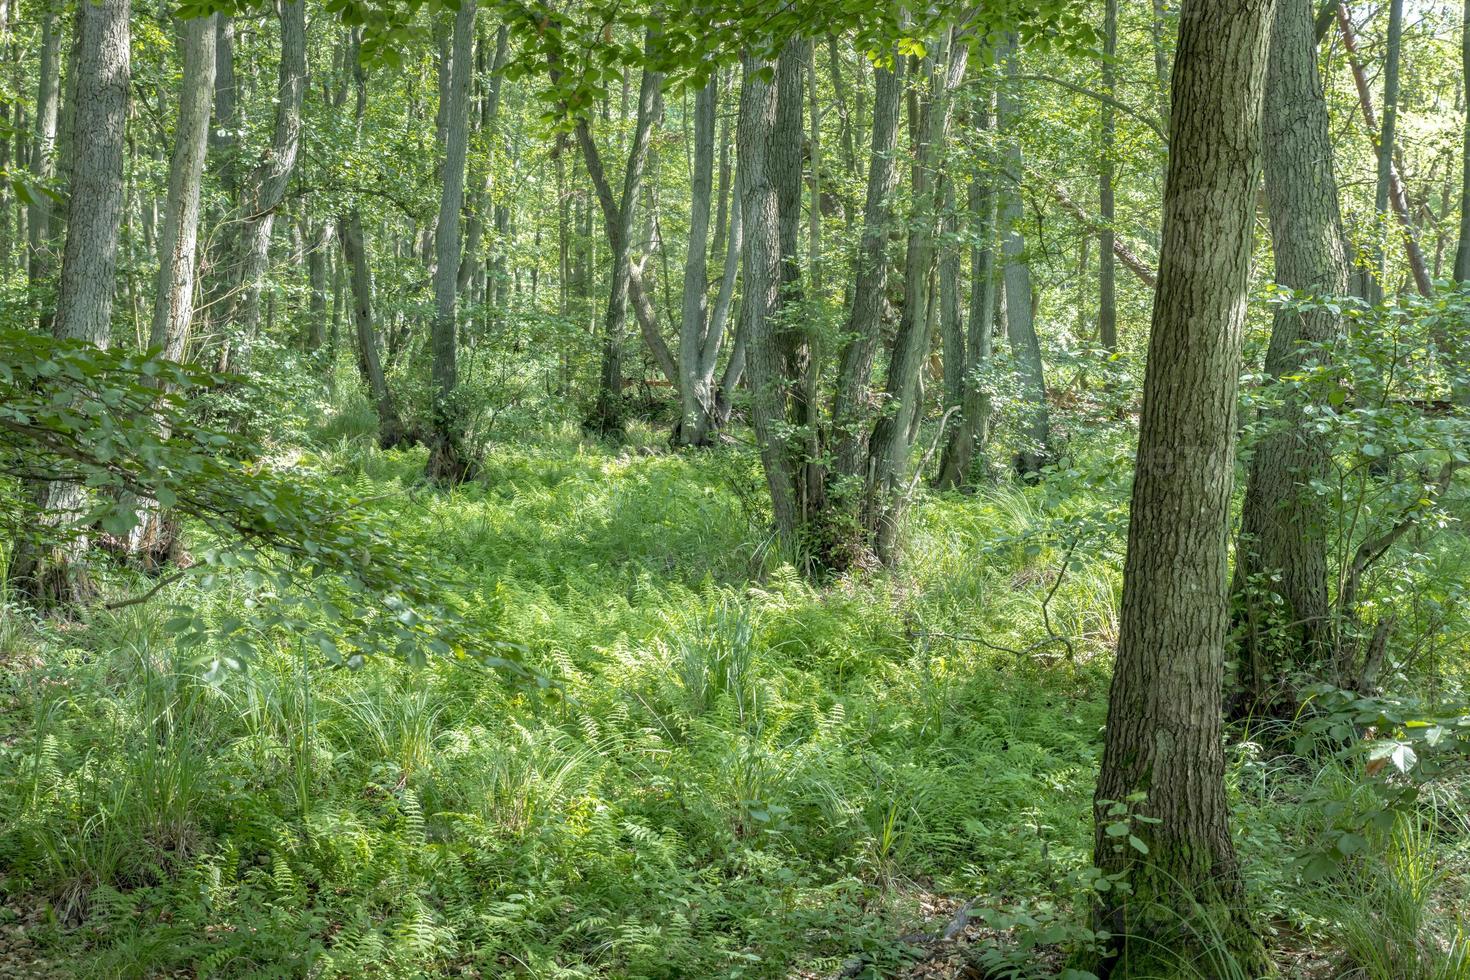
(26, 7, 62, 327)
(342, 211, 410, 449)
(737, 48, 800, 542)
(306, 220, 331, 352)
(1231, 0, 1350, 717)
(1099, 0, 1119, 352)
(215, 0, 307, 371)
(936, 88, 999, 491)
(998, 38, 1051, 480)
(426, 0, 476, 481)
(1372, 0, 1405, 303)
(676, 75, 719, 446)
(577, 35, 662, 438)
(864, 31, 968, 565)
(830, 59, 903, 482)
(1455, 0, 1470, 282)
(9, 0, 130, 611)
(1091, 0, 1273, 972)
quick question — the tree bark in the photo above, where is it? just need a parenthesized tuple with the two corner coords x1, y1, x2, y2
(214, 0, 306, 372)
(830, 59, 903, 482)
(936, 87, 999, 491)
(1372, 0, 1405, 302)
(737, 48, 799, 542)
(998, 38, 1051, 480)
(1231, 0, 1350, 716)
(1455, 0, 1470, 282)
(676, 75, 719, 446)
(426, 0, 476, 481)
(865, 31, 968, 564)
(1091, 0, 1274, 972)
(1099, 0, 1119, 352)
(26, 7, 62, 325)
(9, 0, 130, 610)
(342, 211, 410, 449)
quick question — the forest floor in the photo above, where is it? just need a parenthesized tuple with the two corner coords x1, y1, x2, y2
(2, 406, 1468, 978)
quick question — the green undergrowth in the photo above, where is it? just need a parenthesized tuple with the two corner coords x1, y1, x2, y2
(2, 415, 1468, 978)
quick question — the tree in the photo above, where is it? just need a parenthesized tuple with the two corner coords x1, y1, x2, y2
(26, 5, 62, 325)
(1456, 0, 1470, 283)
(8, 0, 131, 608)
(997, 36, 1050, 480)
(1372, 0, 1405, 303)
(212, 0, 306, 371)
(425, 0, 477, 482)
(675, 74, 721, 446)
(1231, 0, 1350, 715)
(1090, 0, 1274, 971)
(1098, 0, 1118, 352)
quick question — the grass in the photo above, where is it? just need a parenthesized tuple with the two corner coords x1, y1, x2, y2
(1, 418, 1467, 978)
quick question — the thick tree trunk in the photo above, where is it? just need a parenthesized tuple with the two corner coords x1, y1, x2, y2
(830, 60, 902, 482)
(9, 0, 130, 611)
(1091, 1, 1274, 972)
(426, 0, 476, 481)
(216, 0, 306, 372)
(737, 49, 800, 542)
(998, 38, 1051, 480)
(1099, 0, 1119, 352)
(341, 212, 410, 449)
(1231, 0, 1350, 716)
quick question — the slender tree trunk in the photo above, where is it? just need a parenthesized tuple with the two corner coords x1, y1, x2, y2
(306, 221, 331, 351)
(9, 0, 130, 610)
(865, 31, 968, 565)
(1149, 0, 1171, 131)
(1091, 1, 1274, 972)
(215, 0, 307, 371)
(831, 59, 902, 482)
(342, 211, 409, 448)
(1455, 0, 1470, 282)
(676, 75, 719, 446)
(1099, 0, 1119, 352)
(1231, 0, 1350, 716)
(26, 8, 62, 326)
(574, 35, 663, 438)
(459, 24, 508, 295)
(1372, 0, 1405, 302)
(936, 87, 998, 490)
(998, 38, 1051, 480)
(426, 0, 476, 480)
(1333, 3, 1433, 298)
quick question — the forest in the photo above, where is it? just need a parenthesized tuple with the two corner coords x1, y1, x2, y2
(2, 0, 1470, 975)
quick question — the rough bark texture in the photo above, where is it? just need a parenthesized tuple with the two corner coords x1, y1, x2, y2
(998, 38, 1050, 480)
(9, 0, 130, 610)
(1231, 0, 1350, 715)
(1091, 0, 1274, 973)
(830, 60, 902, 483)
(426, 0, 476, 482)
(737, 50, 799, 541)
